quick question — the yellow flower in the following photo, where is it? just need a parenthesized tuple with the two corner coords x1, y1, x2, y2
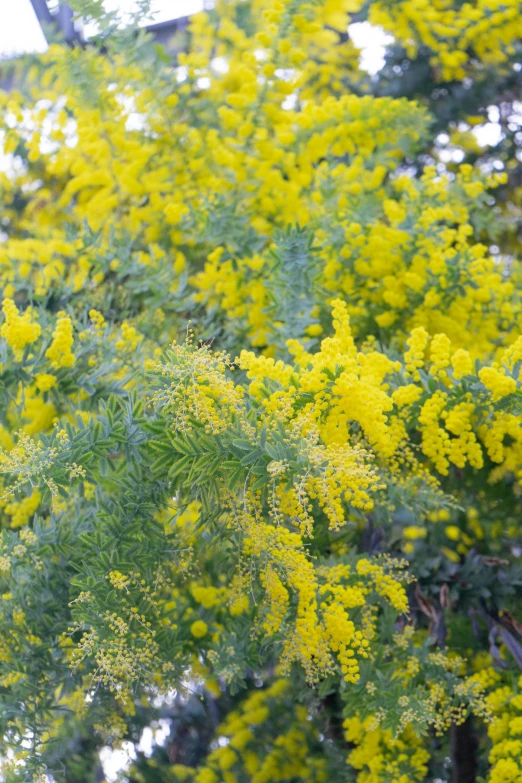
(191, 620, 209, 638)
(46, 314, 75, 369)
(1, 298, 41, 350)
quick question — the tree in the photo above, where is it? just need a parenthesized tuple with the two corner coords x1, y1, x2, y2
(0, 1, 521, 781)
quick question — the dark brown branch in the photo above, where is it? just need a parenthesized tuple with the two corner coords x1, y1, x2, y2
(450, 717, 478, 783)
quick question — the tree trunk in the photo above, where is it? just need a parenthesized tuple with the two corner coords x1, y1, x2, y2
(451, 717, 477, 783)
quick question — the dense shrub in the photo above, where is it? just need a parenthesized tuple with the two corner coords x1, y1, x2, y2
(0, 1, 521, 781)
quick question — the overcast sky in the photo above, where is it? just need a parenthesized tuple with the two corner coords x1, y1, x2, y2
(0, 0, 204, 57)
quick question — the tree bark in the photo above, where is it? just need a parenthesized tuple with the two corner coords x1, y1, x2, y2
(451, 717, 477, 783)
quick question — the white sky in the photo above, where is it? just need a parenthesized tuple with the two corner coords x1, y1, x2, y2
(98, 0, 204, 26)
(349, 21, 392, 75)
(0, 0, 48, 58)
(0, 0, 203, 57)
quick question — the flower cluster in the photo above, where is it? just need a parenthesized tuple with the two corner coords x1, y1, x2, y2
(1, 299, 41, 351)
(0, 0, 520, 779)
(344, 715, 430, 783)
(369, 0, 521, 80)
(166, 679, 328, 783)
